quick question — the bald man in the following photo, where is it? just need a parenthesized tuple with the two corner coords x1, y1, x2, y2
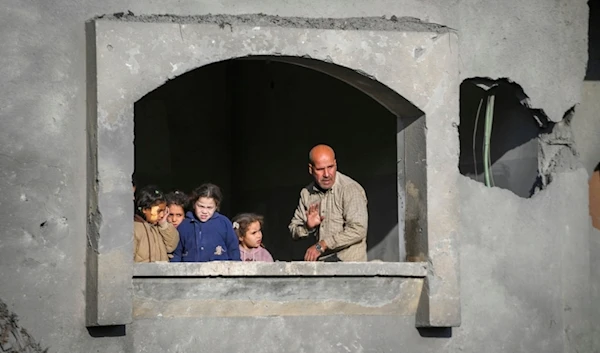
(288, 145, 369, 262)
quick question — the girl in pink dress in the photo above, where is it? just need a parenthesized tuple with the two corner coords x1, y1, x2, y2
(232, 213, 274, 262)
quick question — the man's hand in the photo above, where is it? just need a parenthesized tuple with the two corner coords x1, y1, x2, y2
(304, 240, 328, 261)
(306, 203, 324, 230)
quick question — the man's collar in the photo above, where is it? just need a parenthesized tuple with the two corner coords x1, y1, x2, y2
(311, 183, 329, 193)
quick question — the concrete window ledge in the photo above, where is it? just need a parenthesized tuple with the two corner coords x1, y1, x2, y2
(133, 262, 428, 278)
(132, 262, 429, 319)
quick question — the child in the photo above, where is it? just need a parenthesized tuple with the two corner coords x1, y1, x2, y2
(165, 190, 188, 228)
(232, 213, 274, 262)
(134, 186, 180, 263)
(171, 183, 241, 262)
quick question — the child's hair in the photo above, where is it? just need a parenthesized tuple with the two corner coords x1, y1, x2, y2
(190, 183, 223, 209)
(165, 190, 189, 210)
(135, 185, 166, 216)
(232, 213, 264, 241)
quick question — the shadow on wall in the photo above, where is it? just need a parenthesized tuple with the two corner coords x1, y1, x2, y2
(458, 78, 549, 198)
(134, 58, 408, 262)
(417, 327, 452, 338)
(87, 325, 126, 338)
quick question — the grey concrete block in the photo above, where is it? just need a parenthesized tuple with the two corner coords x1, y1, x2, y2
(86, 20, 134, 326)
(133, 262, 428, 277)
(133, 277, 423, 318)
(131, 316, 442, 353)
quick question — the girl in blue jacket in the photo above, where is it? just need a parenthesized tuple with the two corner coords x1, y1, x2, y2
(171, 183, 241, 262)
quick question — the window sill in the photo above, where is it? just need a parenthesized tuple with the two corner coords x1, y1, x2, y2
(133, 261, 428, 278)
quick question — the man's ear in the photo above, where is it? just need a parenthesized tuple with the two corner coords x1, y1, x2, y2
(308, 163, 313, 175)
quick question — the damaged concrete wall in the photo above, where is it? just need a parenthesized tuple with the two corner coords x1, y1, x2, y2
(0, 1, 592, 353)
(0, 298, 47, 353)
(574, 1, 600, 349)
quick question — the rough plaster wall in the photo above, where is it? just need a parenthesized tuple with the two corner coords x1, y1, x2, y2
(0, 0, 590, 352)
(0, 298, 47, 353)
(572, 82, 600, 175)
(591, 227, 600, 353)
(577, 2, 600, 350)
(455, 170, 592, 353)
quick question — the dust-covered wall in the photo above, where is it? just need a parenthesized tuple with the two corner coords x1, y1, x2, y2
(574, 0, 600, 350)
(0, 1, 593, 353)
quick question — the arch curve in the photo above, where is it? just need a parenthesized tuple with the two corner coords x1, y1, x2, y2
(137, 55, 424, 128)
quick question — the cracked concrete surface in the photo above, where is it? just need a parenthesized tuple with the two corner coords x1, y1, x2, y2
(99, 13, 455, 33)
(0, 298, 47, 353)
(0, 0, 594, 352)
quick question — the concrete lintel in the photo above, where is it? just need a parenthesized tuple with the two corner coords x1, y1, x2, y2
(133, 262, 428, 277)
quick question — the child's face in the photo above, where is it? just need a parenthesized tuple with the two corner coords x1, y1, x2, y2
(167, 204, 185, 228)
(142, 202, 167, 225)
(194, 197, 217, 222)
(240, 221, 263, 249)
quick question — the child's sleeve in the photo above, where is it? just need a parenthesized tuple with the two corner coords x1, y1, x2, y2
(170, 233, 184, 262)
(225, 222, 241, 261)
(133, 226, 140, 260)
(158, 222, 180, 254)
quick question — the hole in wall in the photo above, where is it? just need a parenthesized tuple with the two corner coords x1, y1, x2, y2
(458, 78, 549, 198)
(133, 56, 421, 262)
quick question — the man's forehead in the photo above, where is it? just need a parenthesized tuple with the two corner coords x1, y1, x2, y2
(313, 158, 336, 168)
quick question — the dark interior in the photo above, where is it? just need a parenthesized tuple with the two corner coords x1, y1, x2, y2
(134, 57, 402, 261)
(459, 80, 542, 198)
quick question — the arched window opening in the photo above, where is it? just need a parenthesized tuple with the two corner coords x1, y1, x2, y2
(134, 56, 417, 262)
